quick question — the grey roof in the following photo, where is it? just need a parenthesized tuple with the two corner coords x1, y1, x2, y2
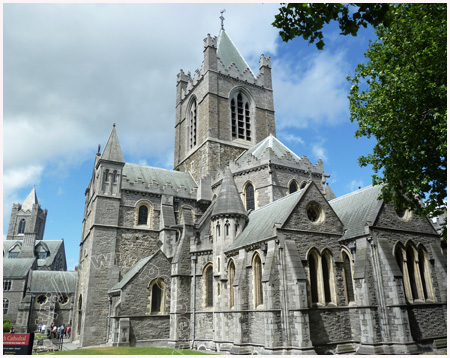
(100, 125, 125, 163)
(329, 186, 383, 240)
(109, 251, 167, 291)
(30, 271, 77, 293)
(217, 29, 254, 76)
(122, 163, 197, 191)
(3, 240, 64, 268)
(22, 187, 39, 211)
(3, 258, 35, 278)
(211, 168, 247, 218)
(235, 134, 300, 165)
(227, 188, 305, 251)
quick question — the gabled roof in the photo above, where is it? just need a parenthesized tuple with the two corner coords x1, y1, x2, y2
(30, 271, 77, 293)
(211, 168, 247, 218)
(227, 187, 306, 251)
(100, 125, 125, 163)
(122, 163, 197, 192)
(329, 185, 383, 240)
(235, 134, 300, 165)
(3, 258, 35, 278)
(217, 29, 254, 76)
(22, 187, 39, 211)
(3, 240, 64, 268)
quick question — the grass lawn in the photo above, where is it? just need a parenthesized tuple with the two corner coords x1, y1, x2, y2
(36, 346, 212, 355)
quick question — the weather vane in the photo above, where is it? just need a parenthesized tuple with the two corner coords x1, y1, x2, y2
(220, 9, 226, 30)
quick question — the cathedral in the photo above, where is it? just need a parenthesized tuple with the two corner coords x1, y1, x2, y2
(5, 24, 446, 354)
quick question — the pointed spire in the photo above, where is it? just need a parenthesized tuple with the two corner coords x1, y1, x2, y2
(22, 187, 39, 212)
(217, 29, 254, 76)
(100, 125, 125, 163)
(212, 168, 247, 218)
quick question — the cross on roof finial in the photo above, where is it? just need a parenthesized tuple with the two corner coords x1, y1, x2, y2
(220, 9, 226, 30)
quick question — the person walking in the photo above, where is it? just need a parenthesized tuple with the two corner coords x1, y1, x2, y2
(66, 324, 71, 339)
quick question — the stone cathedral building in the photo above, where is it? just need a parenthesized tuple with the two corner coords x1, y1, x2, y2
(70, 26, 446, 354)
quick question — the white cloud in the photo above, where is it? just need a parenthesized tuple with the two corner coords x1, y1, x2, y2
(279, 133, 305, 145)
(3, 3, 280, 215)
(273, 50, 351, 129)
(349, 179, 364, 192)
(310, 137, 328, 163)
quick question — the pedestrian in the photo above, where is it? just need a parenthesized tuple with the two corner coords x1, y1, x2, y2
(42, 324, 46, 334)
(38, 323, 42, 333)
(66, 324, 71, 339)
(61, 323, 65, 338)
(52, 324, 57, 339)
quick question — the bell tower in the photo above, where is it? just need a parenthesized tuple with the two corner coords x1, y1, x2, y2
(174, 22, 275, 183)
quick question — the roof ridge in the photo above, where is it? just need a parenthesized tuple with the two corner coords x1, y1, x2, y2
(329, 185, 376, 203)
(125, 163, 191, 176)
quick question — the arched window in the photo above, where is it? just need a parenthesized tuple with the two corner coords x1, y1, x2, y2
(228, 260, 235, 308)
(3, 280, 12, 291)
(231, 91, 251, 141)
(18, 219, 26, 234)
(289, 180, 299, 194)
(225, 221, 230, 236)
(3, 298, 9, 315)
(244, 183, 255, 211)
(342, 251, 355, 304)
(112, 170, 118, 183)
(216, 223, 221, 238)
(138, 205, 148, 225)
(204, 264, 214, 308)
(189, 99, 197, 149)
(253, 254, 263, 307)
(149, 279, 167, 314)
(307, 249, 336, 306)
(395, 242, 434, 303)
(103, 169, 109, 183)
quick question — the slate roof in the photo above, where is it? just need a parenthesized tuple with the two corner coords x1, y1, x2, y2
(227, 188, 306, 251)
(211, 168, 247, 218)
(3, 258, 35, 278)
(100, 125, 125, 163)
(235, 134, 301, 165)
(122, 163, 197, 191)
(30, 271, 77, 293)
(3, 240, 64, 268)
(217, 29, 254, 76)
(329, 185, 383, 240)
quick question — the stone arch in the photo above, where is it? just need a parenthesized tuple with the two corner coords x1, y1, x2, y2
(229, 86, 255, 143)
(288, 179, 299, 194)
(252, 252, 264, 308)
(203, 263, 214, 308)
(341, 247, 356, 305)
(134, 200, 154, 229)
(243, 181, 256, 211)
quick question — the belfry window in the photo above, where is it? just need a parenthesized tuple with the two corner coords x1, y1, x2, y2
(189, 99, 197, 149)
(244, 183, 255, 211)
(253, 254, 263, 307)
(18, 219, 26, 234)
(231, 91, 251, 141)
(3, 280, 12, 291)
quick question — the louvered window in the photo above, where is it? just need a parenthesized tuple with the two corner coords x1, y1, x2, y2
(189, 99, 197, 149)
(231, 92, 251, 141)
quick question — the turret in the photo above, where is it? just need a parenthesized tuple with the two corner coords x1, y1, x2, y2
(259, 54, 272, 89)
(203, 34, 218, 72)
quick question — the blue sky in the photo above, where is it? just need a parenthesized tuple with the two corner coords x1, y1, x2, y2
(4, 3, 379, 270)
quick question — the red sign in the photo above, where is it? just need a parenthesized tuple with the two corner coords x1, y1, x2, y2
(3, 334, 31, 345)
(3, 333, 34, 355)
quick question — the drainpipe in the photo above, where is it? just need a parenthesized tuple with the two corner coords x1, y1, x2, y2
(190, 255, 197, 349)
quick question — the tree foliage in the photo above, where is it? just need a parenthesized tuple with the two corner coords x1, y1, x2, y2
(273, 3, 447, 232)
(273, 3, 391, 49)
(348, 3, 447, 224)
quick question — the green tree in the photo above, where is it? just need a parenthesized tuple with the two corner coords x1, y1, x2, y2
(348, 3, 446, 225)
(273, 3, 447, 231)
(4, 319, 12, 333)
(273, 3, 391, 49)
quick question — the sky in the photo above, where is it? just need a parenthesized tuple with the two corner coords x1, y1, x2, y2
(3, 3, 379, 270)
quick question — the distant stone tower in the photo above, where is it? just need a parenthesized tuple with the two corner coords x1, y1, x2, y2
(6, 188, 47, 258)
(174, 28, 275, 182)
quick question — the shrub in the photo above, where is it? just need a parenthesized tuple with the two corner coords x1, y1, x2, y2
(3, 319, 12, 333)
